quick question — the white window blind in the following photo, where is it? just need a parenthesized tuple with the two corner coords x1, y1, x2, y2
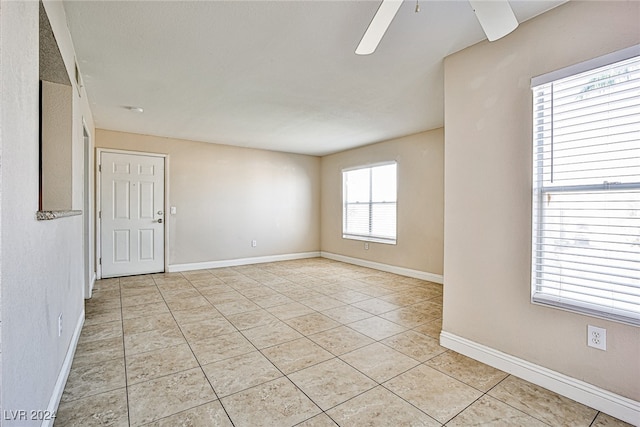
(343, 162, 397, 244)
(531, 51, 640, 326)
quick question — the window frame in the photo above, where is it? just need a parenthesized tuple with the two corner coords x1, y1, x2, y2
(342, 161, 398, 245)
(530, 45, 640, 326)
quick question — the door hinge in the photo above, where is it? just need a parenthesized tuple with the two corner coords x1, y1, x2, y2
(98, 164, 101, 172)
(98, 211, 101, 219)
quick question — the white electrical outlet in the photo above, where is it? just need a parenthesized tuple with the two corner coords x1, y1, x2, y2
(364, 242, 369, 250)
(251, 240, 257, 247)
(58, 313, 63, 337)
(587, 325, 606, 351)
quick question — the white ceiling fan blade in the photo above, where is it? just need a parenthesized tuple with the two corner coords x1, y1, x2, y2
(355, 0, 403, 55)
(468, 0, 519, 42)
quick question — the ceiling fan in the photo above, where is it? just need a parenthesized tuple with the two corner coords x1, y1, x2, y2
(356, 0, 519, 55)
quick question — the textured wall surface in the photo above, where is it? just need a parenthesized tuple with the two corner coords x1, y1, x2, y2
(321, 129, 444, 276)
(0, 1, 95, 425)
(41, 81, 73, 211)
(443, 0, 640, 400)
(97, 130, 321, 267)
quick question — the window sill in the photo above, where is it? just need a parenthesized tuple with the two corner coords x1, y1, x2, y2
(36, 210, 82, 221)
(531, 293, 640, 327)
(343, 235, 397, 245)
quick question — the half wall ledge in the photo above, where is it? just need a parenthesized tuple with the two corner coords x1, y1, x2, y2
(36, 210, 82, 221)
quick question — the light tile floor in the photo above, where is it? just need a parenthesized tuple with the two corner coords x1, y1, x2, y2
(55, 258, 631, 426)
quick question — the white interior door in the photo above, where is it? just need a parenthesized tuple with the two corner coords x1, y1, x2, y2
(100, 151, 165, 278)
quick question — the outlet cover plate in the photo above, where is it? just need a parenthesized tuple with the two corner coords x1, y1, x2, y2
(587, 325, 606, 351)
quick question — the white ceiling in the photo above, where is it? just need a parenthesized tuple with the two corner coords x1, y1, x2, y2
(63, 0, 565, 156)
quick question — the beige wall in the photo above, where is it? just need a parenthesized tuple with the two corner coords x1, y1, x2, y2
(41, 80, 73, 211)
(1, 1, 95, 423)
(321, 130, 444, 277)
(443, 0, 639, 401)
(96, 130, 321, 267)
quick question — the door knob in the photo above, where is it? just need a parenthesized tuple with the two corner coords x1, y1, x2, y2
(156, 218, 163, 223)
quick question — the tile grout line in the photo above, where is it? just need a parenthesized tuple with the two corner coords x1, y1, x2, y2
(123, 274, 199, 426)
(144, 264, 435, 425)
(475, 374, 553, 427)
(172, 272, 239, 427)
(169, 269, 341, 425)
(222, 268, 347, 424)
(193, 270, 302, 426)
(72, 260, 611, 427)
(151, 271, 237, 427)
(196, 270, 326, 423)
(280, 285, 444, 423)
(116, 277, 134, 427)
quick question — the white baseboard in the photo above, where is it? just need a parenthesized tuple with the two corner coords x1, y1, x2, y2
(43, 309, 85, 427)
(320, 251, 444, 284)
(440, 331, 640, 425)
(168, 251, 321, 272)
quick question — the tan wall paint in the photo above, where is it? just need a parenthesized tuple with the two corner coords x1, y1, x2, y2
(1, 0, 96, 422)
(321, 130, 444, 276)
(41, 80, 73, 211)
(443, 1, 639, 400)
(96, 130, 321, 266)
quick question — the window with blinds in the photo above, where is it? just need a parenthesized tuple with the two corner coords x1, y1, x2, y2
(531, 47, 640, 326)
(343, 162, 397, 244)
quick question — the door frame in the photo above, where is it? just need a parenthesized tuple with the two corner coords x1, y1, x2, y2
(96, 148, 170, 279)
(83, 120, 95, 298)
